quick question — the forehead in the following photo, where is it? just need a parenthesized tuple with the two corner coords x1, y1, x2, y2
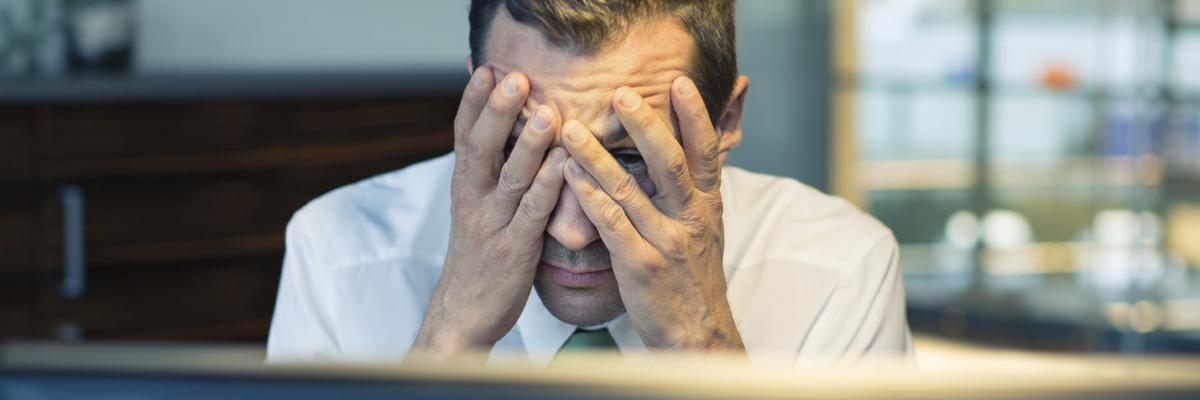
(483, 9, 693, 134)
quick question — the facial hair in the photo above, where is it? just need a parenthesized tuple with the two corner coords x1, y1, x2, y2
(533, 236, 626, 326)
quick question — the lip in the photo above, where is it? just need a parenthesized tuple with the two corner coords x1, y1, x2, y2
(541, 262, 612, 288)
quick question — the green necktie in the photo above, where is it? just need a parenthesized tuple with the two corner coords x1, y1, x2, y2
(558, 328, 619, 352)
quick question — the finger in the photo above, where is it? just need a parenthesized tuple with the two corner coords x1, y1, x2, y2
(671, 76, 721, 192)
(560, 120, 669, 238)
(464, 71, 529, 189)
(563, 157, 651, 255)
(611, 87, 694, 211)
(493, 105, 560, 214)
(452, 66, 495, 155)
(508, 147, 568, 236)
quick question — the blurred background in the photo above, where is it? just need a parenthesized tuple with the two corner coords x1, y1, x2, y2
(1, 0, 1198, 363)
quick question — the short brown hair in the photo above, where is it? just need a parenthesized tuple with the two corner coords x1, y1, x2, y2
(469, 0, 736, 125)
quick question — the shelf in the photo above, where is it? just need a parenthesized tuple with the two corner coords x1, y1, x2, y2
(858, 156, 1164, 191)
(0, 69, 467, 104)
(842, 75, 1200, 103)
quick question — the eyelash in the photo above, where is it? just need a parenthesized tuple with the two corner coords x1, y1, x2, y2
(612, 150, 645, 169)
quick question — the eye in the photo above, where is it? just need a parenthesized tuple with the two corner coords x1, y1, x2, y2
(612, 150, 645, 171)
(611, 149, 655, 196)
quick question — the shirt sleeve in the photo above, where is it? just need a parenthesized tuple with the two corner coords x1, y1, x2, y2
(265, 213, 342, 363)
(798, 233, 913, 363)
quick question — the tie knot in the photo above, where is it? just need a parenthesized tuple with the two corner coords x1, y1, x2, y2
(559, 328, 618, 352)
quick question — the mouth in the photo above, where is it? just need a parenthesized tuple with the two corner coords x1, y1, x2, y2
(540, 261, 613, 288)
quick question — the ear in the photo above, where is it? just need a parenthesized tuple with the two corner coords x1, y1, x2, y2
(716, 75, 750, 164)
(466, 55, 476, 74)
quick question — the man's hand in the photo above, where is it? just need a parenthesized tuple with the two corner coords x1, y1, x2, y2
(412, 67, 566, 355)
(560, 76, 743, 351)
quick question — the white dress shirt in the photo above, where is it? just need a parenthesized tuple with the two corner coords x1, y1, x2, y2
(267, 153, 911, 366)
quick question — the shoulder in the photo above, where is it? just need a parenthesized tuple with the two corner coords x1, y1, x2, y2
(720, 166, 896, 286)
(288, 153, 455, 268)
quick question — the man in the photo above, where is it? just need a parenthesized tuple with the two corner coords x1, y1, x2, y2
(268, 0, 910, 366)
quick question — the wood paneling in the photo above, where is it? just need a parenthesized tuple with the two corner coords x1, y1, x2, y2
(0, 108, 34, 182)
(40, 98, 457, 180)
(0, 107, 35, 337)
(40, 259, 282, 340)
(5, 96, 457, 341)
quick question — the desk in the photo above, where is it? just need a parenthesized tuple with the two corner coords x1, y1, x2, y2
(3, 341, 1200, 399)
(906, 271, 1200, 352)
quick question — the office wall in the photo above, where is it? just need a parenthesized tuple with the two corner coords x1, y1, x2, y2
(731, 0, 831, 188)
(136, 0, 469, 72)
(132, 0, 829, 186)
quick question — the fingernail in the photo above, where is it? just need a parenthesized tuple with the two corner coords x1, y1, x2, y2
(532, 109, 551, 131)
(617, 89, 641, 109)
(549, 147, 565, 163)
(564, 124, 585, 144)
(676, 77, 694, 97)
(503, 75, 520, 96)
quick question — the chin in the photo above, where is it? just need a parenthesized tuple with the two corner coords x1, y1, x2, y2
(533, 270, 625, 327)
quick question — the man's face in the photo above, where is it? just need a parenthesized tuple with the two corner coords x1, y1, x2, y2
(482, 10, 698, 327)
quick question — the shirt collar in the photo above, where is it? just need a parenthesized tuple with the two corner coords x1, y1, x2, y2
(513, 288, 647, 366)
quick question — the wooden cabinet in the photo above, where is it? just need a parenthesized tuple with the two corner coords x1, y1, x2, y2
(1, 96, 457, 341)
(0, 107, 35, 338)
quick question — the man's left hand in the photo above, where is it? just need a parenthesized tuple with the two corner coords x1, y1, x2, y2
(560, 76, 743, 351)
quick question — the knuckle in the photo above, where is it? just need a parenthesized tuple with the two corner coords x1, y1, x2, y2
(599, 204, 626, 229)
(453, 139, 468, 157)
(661, 229, 688, 256)
(517, 195, 547, 222)
(681, 215, 705, 236)
(611, 173, 641, 204)
(466, 135, 491, 158)
(496, 167, 526, 197)
(453, 98, 484, 135)
(680, 186, 698, 205)
(708, 196, 724, 216)
(453, 117, 472, 139)
(699, 140, 720, 161)
(697, 172, 721, 192)
(681, 211, 707, 234)
(666, 158, 690, 184)
(640, 254, 670, 274)
(580, 178, 602, 199)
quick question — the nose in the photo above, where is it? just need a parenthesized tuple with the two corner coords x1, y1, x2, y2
(546, 184, 601, 251)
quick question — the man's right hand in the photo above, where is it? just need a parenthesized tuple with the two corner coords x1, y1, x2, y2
(411, 66, 565, 356)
